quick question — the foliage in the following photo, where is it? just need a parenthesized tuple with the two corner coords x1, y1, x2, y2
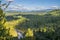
(0, 7, 8, 40)
(25, 28, 33, 37)
(1, 9, 60, 40)
(0, 1, 18, 40)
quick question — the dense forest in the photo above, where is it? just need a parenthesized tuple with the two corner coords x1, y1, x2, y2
(0, 0, 60, 40)
(1, 9, 59, 40)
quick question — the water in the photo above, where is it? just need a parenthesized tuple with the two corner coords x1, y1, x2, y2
(15, 29, 23, 39)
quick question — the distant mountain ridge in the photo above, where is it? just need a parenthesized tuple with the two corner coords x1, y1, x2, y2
(6, 9, 54, 12)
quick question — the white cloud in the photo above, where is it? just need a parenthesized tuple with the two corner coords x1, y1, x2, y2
(34, 6, 48, 10)
(6, 4, 60, 11)
(7, 5, 49, 11)
(7, 4, 32, 11)
(50, 6, 60, 9)
(5, 0, 14, 2)
(7, 4, 23, 10)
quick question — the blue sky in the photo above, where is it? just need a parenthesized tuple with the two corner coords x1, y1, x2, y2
(2, 0, 60, 11)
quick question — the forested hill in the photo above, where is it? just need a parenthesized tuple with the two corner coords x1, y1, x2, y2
(4, 9, 60, 40)
(47, 9, 60, 16)
(12, 9, 60, 30)
(49, 9, 60, 13)
(5, 9, 60, 31)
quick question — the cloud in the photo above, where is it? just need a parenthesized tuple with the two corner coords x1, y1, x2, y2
(6, 4, 60, 11)
(7, 4, 32, 11)
(50, 6, 60, 9)
(6, 5, 49, 11)
(34, 6, 48, 10)
(5, 0, 14, 1)
(7, 4, 23, 10)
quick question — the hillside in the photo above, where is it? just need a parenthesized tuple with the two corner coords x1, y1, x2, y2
(4, 9, 60, 40)
(47, 9, 60, 16)
(5, 9, 60, 30)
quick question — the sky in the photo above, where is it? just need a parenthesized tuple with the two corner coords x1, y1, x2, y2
(2, 0, 60, 11)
